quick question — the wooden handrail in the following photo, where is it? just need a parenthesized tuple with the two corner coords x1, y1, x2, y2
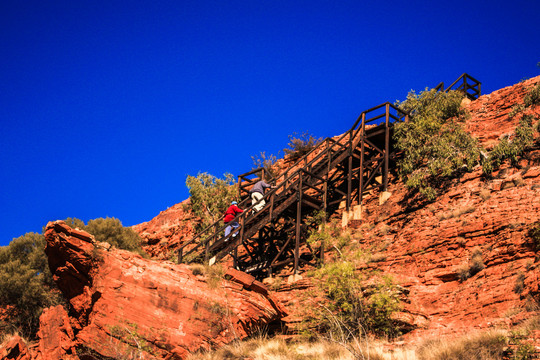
(179, 74, 480, 270)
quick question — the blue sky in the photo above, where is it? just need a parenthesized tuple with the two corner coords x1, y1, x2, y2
(1, 0, 539, 245)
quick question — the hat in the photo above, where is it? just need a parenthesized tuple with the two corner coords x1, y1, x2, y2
(231, 201, 237, 205)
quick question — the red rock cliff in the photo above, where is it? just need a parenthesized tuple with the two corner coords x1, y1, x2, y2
(131, 76, 540, 345)
(27, 221, 285, 359)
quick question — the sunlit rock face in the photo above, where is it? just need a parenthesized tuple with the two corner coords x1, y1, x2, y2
(35, 221, 286, 359)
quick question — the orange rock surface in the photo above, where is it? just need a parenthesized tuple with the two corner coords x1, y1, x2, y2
(1, 75, 539, 358)
(133, 199, 197, 260)
(20, 221, 285, 359)
(132, 75, 540, 344)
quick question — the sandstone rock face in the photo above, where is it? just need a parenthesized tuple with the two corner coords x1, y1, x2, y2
(132, 199, 197, 259)
(464, 75, 540, 148)
(0, 335, 31, 360)
(38, 221, 285, 359)
(349, 74, 540, 341)
(359, 159, 540, 341)
(132, 76, 540, 345)
(35, 305, 77, 360)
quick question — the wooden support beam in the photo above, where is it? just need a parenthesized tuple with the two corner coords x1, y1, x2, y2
(347, 154, 352, 211)
(295, 174, 302, 275)
(384, 103, 390, 192)
(360, 112, 365, 204)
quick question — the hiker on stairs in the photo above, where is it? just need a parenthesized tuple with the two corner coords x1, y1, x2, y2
(224, 201, 244, 238)
(250, 180, 274, 212)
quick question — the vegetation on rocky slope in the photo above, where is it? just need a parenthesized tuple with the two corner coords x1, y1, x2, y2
(394, 80, 540, 200)
(394, 89, 481, 200)
(0, 217, 143, 339)
(483, 81, 540, 175)
(185, 172, 237, 232)
(2, 77, 539, 358)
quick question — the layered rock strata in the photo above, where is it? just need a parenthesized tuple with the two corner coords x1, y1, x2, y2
(28, 221, 286, 359)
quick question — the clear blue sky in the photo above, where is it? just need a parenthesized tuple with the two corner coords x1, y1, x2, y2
(1, 0, 539, 246)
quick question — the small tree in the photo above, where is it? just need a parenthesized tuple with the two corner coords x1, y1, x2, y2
(283, 131, 322, 161)
(251, 151, 279, 179)
(0, 233, 62, 338)
(85, 217, 143, 254)
(310, 261, 402, 338)
(185, 172, 237, 231)
(482, 81, 540, 174)
(394, 89, 481, 200)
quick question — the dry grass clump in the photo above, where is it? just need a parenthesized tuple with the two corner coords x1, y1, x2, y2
(457, 248, 485, 281)
(437, 205, 476, 221)
(478, 188, 491, 201)
(187, 337, 358, 360)
(188, 335, 426, 360)
(416, 330, 508, 360)
(188, 263, 224, 289)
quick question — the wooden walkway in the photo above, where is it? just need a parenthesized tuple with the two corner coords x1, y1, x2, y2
(178, 73, 481, 278)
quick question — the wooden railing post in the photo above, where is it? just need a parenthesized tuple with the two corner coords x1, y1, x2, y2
(270, 191, 275, 220)
(294, 173, 303, 275)
(178, 248, 183, 264)
(321, 177, 327, 265)
(359, 112, 366, 204)
(347, 153, 352, 211)
(384, 103, 390, 192)
(237, 176, 241, 200)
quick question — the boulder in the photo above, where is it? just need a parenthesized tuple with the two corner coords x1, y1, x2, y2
(40, 220, 286, 359)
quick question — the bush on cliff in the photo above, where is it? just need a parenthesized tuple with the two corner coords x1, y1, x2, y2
(482, 81, 540, 175)
(394, 89, 481, 200)
(482, 114, 537, 174)
(0, 232, 62, 339)
(185, 172, 237, 231)
(529, 221, 540, 250)
(0, 218, 144, 338)
(283, 131, 322, 161)
(65, 216, 145, 255)
(85, 217, 143, 253)
(307, 261, 402, 339)
(251, 151, 280, 179)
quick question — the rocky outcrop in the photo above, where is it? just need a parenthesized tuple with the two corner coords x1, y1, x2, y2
(25, 221, 286, 359)
(359, 159, 540, 341)
(261, 76, 540, 342)
(465, 75, 540, 147)
(132, 199, 197, 259)
(35, 306, 77, 360)
(350, 76, 540, 341)
(3, 76, 538, 359)
(130, 76, 540, 345)
(0, 335, 32, 360)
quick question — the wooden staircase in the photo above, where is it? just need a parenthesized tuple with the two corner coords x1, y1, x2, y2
(178, 74, 481, 279)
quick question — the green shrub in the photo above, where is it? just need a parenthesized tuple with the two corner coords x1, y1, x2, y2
(310, 261, 402, 338)
(63, 217, 86, 229)
(0, 233, 62, 338)
(283, 131, 322, 161)
(524, 81, 540, 107)
(251, 151, 280, 179)
(483, 81, 540, 175)
(185, 172, 237, 232)
(84, 217, 143, 254)
(483, 114, 537, 174)
(394, 89, 481, 200)
(528, 222, 540, 250)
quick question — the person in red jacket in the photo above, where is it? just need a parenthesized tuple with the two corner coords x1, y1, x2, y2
(224, 201, 244, 238)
